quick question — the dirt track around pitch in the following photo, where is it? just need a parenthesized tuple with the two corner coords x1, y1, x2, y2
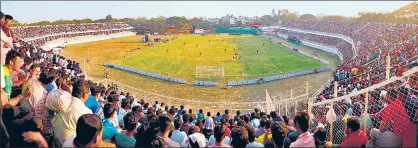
(62, 35, 340, 111)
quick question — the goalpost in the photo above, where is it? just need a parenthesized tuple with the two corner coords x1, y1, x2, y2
(195, 66, 225, 78)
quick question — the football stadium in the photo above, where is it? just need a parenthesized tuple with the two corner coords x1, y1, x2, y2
(1, 1, 417, 148)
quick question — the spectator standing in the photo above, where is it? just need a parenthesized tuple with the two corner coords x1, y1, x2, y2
(250, 112, 260, 129)
(197, 109, 205, 121)
(313, 127, 333, 148)
(366, 124, 402, 147)
(85, 85, 101, 113)
(255, 116, 267, 137)
(289, 112, 316, 147)
(3, 50, 25, 99)
(62, 114, 106, 147)
(45, 89, 93, 146)
(115, 112, 138, 147)
(102, 103, 120, 142)
(256, 120, 272, 144)
(215, 112, 222, 123)
(234, 110, 241, 122)
(271, 122, 287, 148)
(180, 114, 191, 135)
(1, 11, 11, 65)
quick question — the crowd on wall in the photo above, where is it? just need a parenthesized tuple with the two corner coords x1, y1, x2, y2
(1, 11, 418, 148)
(12, 22, 131, 39)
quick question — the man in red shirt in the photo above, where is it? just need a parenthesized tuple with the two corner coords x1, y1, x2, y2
(370, 88, 416, 147)
(340, 117, 368, 147)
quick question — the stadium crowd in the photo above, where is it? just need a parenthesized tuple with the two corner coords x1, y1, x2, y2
(278, 20, 418, 103)
(1, 11, 417, 148)
(12, 22, 131, 39)
(277, 20, 418, 148)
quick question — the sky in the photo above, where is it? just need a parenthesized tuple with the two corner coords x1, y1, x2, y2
(1, 1, 416, 23)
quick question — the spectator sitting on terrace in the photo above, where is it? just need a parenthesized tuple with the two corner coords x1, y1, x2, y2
(256, 120, 272, 144)
(366, 122, 401, 147)
(158, 116, 180, 147)
(255, 116, 267, 137)
(171, 117, 187, 145)
(244, 124, 263, 148)
(290, 112, 315, 148)
(313, 127, 333, 148)
(231, 126, 249, 148)
(208, 124, 231, 147)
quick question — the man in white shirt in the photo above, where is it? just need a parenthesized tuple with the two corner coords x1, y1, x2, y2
(62, 114, 104, 148)
(1, 11, 11, 65)
(289, 112, 316, 148)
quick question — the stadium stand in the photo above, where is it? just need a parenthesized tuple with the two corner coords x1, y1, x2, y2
(0, 10, 417, 148)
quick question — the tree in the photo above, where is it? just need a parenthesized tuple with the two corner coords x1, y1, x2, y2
(260, 15, 275, 26)
(321, 15, 348, 21)
(278, 9, 298, 23)
(190, 17, 205, 31)
(355, 12, 388, 22)
(299, 14, 317, 21)
(390, 2, 418, 24)
(166, 16, 190, 29)
(11, 19, 21, 27)
(105, 14, 113, 22)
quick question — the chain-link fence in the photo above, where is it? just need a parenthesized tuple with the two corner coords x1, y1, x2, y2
(96, 79, 274, 114)
(96, 62, 418, 147)
(310, 67, 417, 146)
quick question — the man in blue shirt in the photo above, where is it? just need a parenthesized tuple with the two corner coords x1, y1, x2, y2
(115, 112, 137, 148)
(102, 104, 120, 142)
(85, 85, 101, 113)
(171, 117, 187, 144)
(197, 109, 205, 121)
(250, 112, 260, 129)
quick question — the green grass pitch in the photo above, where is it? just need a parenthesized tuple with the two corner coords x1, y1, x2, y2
(112, 35, 324, 83)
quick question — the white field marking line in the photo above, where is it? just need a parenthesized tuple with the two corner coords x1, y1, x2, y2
(177, 67, 186, 75)
(176, 60, 188, 75)
(265, 52, 283, 74)
(112, 36, 181, 63)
